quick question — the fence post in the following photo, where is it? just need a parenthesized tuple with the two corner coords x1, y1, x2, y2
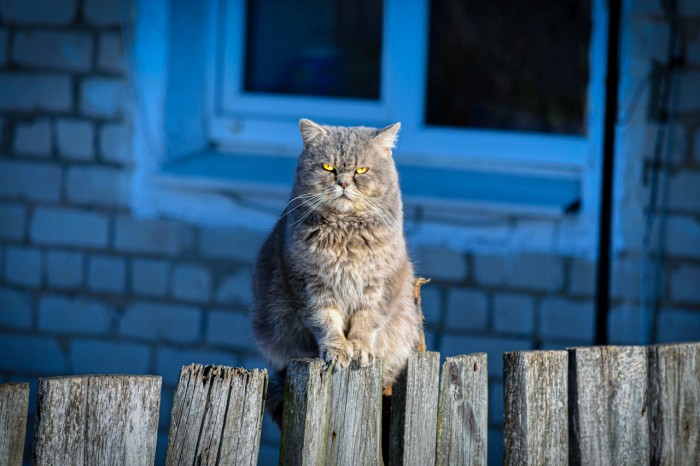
(568, 346, 649, 465)
(166, 364, 267, 466)
(325, 359, 383, 465)
(436, 353, 488, 466)
(503, 350, 567, 466)
(33, 375, 161, 465)
(648, 342, 700, 465)
(389, 351, 440, 466)
(0, 382, 29, 466)
(279, 359, 332, 466)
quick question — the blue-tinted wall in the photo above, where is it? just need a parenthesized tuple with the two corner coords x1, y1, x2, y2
(1, 0, 699, 465)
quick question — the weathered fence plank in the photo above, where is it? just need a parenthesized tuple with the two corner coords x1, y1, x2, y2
(33, 375, 161, 466)
(436, 353, 488, 466)
(568, 346, 648, 465)
(389, 351, 440, 466)
(166, 364, 267, 466)
(326, 359, 383, 465)
(279, 359, 332, 466)
(504, 350, 567, 466)
(648, 342, 700, 465)
(0, 382, 29, 466)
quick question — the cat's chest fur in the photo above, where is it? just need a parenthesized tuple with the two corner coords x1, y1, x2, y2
(291, 222, 392, 309)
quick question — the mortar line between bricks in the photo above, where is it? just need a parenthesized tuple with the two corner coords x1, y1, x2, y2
(532, 295, 542, 349)
(49, 114, 59, 159)
(94, 120, 104, 162)
(123, 255, 133, 294)
(200, 309, 209, 345)
(107, 215, 116, 251)
(148, 342, 158, 374)
(69, 73, 80, 116)
(30, 289, 39, 333)
(89, 29, 98, 73)
(432, 286, 447, 351)
(39, 249, 46, 288)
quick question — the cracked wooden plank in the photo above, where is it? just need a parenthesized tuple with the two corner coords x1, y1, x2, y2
(325, 359, 383, 465)
(504, 350, 566, 466)
(648, 342, 700, 466)
(165, 364, 267, 466)
(389, 351, 439, 466)
(33, 375, 161, 466)
(279, 359, 332, 466)
(0, 382, 29, 466)
(436, 353, 488, 466)
(568, 346, 648, 466)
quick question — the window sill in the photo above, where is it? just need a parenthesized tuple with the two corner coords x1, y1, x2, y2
(157, 149, 582, 217)
(133, 149, 595, 257)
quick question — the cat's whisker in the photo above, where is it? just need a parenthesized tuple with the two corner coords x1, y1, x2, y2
(369, 205, 392, 230)
(282, 192, 322, 209)
(281, 202, 314, 219)
(356, 193, 393, 230)
(285, 186, 336, 224)
(291, 203, 324, 226)
(290, 194, 330, 226)
(281, 192, 327, 218)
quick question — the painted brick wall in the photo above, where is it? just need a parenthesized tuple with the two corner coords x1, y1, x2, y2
(0, 0, 698, 464)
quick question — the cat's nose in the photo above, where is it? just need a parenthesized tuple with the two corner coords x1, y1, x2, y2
(338, 180, 349, 189)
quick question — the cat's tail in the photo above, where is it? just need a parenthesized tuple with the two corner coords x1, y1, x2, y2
(266, 367, 287, 427)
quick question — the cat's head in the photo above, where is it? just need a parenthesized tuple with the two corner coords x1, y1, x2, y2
(293, 119, 402, 217)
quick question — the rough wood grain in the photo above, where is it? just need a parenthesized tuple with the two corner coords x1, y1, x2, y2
(436, 353, 488, 466)
(326, 359, 383, 465)
(504, 350, 567, 466)
(166, 364, 268, 466)
(648, 342, 700, 465)
(569, 346, 648, 465)
(33, 375, 161, 466)
(389, 351, 440, 466)
(0, 382, 29, 466)
(279, 359, 332, 466)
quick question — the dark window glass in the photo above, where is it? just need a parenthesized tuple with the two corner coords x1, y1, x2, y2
(426, 0, 591, 135)
(244, 0, 382, 99)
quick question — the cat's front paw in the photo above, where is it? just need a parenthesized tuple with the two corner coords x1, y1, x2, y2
(321, 342, 354, 370)
(349, 339, 374, 368)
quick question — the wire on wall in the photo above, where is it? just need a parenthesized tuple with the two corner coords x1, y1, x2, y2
(639, 0, 683, 345)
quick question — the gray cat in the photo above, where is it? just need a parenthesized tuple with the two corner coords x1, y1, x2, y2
(251, 119, 423, 423)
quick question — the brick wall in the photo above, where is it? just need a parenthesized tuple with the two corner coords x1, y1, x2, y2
(1, 0, 699, 464)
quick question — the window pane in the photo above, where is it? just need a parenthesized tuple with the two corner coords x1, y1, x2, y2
(244, 0, 382, 99)
(426, 0, 591, 135)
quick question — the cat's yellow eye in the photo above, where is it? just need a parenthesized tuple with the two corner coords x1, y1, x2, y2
(322, 163, 335, 172)
(356, 167, 369, 174)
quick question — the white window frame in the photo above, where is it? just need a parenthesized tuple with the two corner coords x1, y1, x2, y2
(210, 0, 607, 173)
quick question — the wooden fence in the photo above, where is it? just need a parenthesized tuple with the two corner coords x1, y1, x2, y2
(0, 342, 697, 465)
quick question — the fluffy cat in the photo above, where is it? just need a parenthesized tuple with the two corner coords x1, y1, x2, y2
(251, 119, 422, 423)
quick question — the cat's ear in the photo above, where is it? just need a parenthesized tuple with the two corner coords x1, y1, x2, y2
(374, 122, 401, 156)
(299, 119, 327, 148)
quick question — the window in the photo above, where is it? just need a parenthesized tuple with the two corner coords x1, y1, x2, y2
(243, 0, 382, 99)
(211, 0, 603, 170)
(426, 0, 591, 135)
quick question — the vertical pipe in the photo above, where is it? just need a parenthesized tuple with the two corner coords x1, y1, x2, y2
(594, 0, 623, 345)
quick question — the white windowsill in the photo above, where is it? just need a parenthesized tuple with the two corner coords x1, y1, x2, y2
(158, 149, 582, 216)
(130, 148, 596, 258)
